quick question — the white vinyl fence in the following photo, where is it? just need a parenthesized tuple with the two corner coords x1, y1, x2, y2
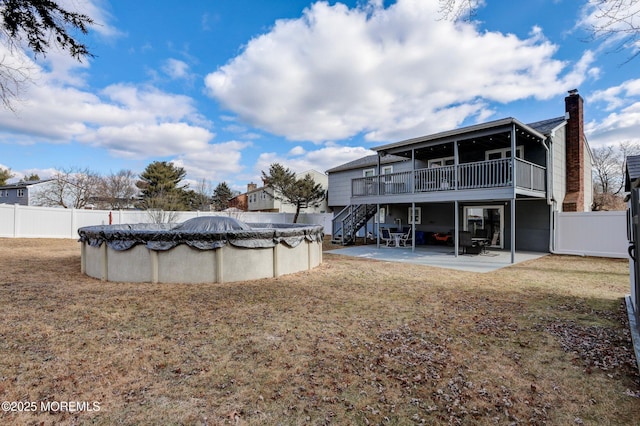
(0, 204, 333, 239)
(0, 204, 629, 258)
(553, 211, 627, 258)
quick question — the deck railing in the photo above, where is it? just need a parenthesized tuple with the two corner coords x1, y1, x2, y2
(351, 158, 546, 197)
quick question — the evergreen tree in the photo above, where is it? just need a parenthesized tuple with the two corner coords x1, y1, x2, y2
(261, 163, 326, 223)
(0, 167, 14, 185)
(23, 173, 40, 181)
(212, 181, 233, 211)
(136, 161, 188, 211)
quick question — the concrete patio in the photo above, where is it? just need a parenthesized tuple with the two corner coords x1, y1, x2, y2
(325, 244, 547, 273)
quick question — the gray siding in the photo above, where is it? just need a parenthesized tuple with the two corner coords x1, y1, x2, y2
(0, 187, 28, 205)
(327, 159, 413, 207)
(515, 200, 551, 252)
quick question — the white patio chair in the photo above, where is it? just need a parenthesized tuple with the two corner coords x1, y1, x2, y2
(399, 227, 413, 247)
(380, 228, 395, 247)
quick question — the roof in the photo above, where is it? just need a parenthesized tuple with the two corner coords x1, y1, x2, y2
(372, 117, 549, 153)
(527, 116, 566, 136)
(0, 179, 53, 190)
(626, 155, 640, 191)
(326, 154, 408, 173)
(326, 114, 567, 174)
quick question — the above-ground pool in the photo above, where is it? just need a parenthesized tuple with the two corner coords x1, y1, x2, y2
(78, 217, 324, 284)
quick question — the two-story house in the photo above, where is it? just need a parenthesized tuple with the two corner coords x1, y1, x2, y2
(0, 179, 54, 206)
(247, 169, 330, 214)
(327, 90, 593, 261)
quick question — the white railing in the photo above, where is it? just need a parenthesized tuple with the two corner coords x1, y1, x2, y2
(515, 159, 546, 191)
(352, 158, 546, 196)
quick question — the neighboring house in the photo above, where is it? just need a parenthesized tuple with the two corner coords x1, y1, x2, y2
(0, 180, 54, 206)
(228, 190, 249, 211)
(326, 89, 593, 258)
(247, 170, 330, 214)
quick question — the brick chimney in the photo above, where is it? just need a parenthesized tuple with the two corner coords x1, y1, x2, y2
(247, 182, 257, 192)
(562, 89, 585, 212)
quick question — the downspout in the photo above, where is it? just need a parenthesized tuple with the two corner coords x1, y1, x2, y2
(511, 124, 516, 264)
(542, 134, 560, 254)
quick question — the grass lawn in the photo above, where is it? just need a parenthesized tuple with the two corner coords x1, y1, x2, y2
(0, 238, 639, 425)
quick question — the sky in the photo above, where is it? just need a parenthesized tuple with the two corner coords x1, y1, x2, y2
(1, 0, 640, 193)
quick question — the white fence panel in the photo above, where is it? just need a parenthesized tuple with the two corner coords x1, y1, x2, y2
(554, 211, 627, 258)
(0, 204, 16, 236)
(0, 205, 333, 239)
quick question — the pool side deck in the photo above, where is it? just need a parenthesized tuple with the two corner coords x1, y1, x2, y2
(325, 245, 546, 273)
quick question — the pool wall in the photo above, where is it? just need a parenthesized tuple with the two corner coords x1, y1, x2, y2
(79, 222, 323, 284)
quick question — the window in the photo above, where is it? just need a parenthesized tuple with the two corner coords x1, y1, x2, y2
(408, 207, 421, 225)
(428, 157, 454, 168)
(17, 189, 25, 197)
(485, 146, 524, 160)
(363, 168, 375, 177)
(381, 165, 393, 175)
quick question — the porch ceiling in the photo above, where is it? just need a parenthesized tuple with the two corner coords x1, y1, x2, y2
(379, 121, 544, 159)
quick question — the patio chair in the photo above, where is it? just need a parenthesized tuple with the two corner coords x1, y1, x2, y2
(399, 227, 413, 247)
(380, 228, 395, 247)
(459, 231, 482, 254)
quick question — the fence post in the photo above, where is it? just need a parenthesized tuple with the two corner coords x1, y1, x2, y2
(71, 208, 77, 238)
(13, 204, 19, 237)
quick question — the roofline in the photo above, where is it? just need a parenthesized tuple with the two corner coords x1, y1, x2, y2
(0, 179, 54, 189)
(372, 117, 547, 152)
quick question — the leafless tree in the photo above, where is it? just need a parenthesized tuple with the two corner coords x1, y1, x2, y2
(192, 178, 212, 211)
(0, 0, 94, 110)
(591, 141, 640, 210)
(144, 191, 183, 223)
(437, 0, 481, 21)
(439, 0, 640, 61)
(585, 0, 640, 61)
(31, 167, 101, 208)
(0, 55, 31, 110)
(95, 169, 138, 209)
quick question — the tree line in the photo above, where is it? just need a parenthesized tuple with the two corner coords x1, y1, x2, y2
(0, 162, 235, 211)
(0, 161, 327, 221)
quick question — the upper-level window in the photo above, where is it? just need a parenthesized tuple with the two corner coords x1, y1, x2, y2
(485, 146, 524, 160)
(364, 166, 393, 177)
(428, 157, 454, 168)
(17, 189, 25, 197)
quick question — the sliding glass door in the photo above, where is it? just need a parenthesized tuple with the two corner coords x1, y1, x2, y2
(463, 206, 504, 249)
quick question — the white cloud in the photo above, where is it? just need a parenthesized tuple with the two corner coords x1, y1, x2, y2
(162, 58, 191, 80)
(170, 140, 252, 181)
(586, 78, 640, 147)
(0, 45, 215, 159)
(254, 143, 375, 178)
(205, 0, 592, 143)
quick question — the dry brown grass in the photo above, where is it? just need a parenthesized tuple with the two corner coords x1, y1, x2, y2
(0, 238, 638, 425)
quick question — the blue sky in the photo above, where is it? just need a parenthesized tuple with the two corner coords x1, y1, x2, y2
(1, 0, 639, 193)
